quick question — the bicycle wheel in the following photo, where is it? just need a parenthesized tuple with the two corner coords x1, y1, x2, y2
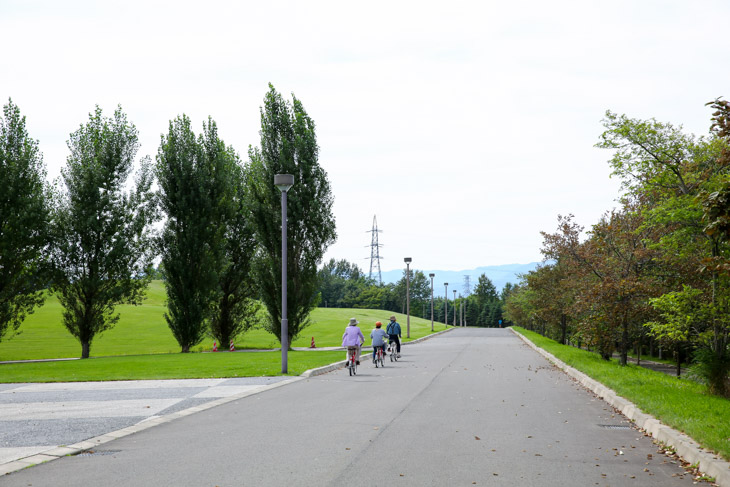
(349, 363, 353, 376)
(379, 353, 384, 367)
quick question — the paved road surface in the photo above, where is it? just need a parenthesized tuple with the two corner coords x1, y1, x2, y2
(0, 377, 290, 465)
(2, 328, 700, 486)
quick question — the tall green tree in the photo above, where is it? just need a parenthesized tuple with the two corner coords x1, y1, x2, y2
(0, 99, 52, 343)
(209, 163, 260, 348)
(599, 105, 730, 392)
(246, 84, 337, 346)
(317, 258, 364, 307)
(53, 106, 156, 358)
(156, 115, 239, 352)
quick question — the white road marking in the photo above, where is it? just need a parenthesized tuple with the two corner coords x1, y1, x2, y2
(2, 379, 227, 393)
(0, 399, 182, 420)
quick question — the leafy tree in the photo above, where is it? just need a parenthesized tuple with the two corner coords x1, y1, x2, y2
(599, 104, 730, 391)
(645, 286, 703, 377)
(53, 106, 156, 358)
(247, 84, 337, 346)
(473, 274, 498, 304)
(0, 99, 52, 343)
(156, 115, 238, 352)
(318, 258, 364, 307)
(209, 163, 259, 348)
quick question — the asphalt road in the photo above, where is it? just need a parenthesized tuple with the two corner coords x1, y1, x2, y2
(1, 328, 700, 486)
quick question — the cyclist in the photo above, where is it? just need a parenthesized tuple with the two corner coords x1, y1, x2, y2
(370, 321, 388, 364)
(342, 317, 364, 365)
(386, 315, 402, 358)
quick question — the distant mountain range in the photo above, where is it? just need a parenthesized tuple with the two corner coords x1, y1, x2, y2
(377, 263, 541, 297)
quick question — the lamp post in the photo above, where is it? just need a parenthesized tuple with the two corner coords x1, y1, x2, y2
(459, 293, 463, 327)
(444, 283, 448, 327)
(274, 174, 294, 374)
(453, 289, 457, 327)
(404, 257, 412, 338)
(429, 273, 435, 332)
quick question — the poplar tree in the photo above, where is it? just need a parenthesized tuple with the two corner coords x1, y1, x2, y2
(156, 116, 243, 352)
(54, 106, 156, 358)
(247, 84, 337, 345)
(0, 99, 51, 342)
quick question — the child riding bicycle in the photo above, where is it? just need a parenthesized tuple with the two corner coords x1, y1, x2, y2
(370, 321, 388, 364)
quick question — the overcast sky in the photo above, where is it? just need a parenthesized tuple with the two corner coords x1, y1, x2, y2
(3, 0, 729, 272)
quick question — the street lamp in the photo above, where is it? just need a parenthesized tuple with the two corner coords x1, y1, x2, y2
(429, 273, 435, 332)
(459, 293, 463, 327)
(404, 257, 412, 338)
(274, 174, 294, 374)
(453, 289, 457, 327)
(444, 283, 448, 327)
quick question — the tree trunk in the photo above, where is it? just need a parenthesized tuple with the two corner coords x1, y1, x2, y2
(81, 341, 90, 359)
(560, 314, 567, 345)
(636, 335, 642, 366)
(182, 344, 190, 353)
(619, 320, 629, 366)
(676, 347, 681, 377)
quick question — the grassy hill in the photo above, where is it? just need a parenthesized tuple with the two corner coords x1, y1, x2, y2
(0, 281, 449, 361)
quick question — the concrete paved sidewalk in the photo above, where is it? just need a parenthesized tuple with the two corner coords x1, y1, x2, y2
(0, 377, 291, 470)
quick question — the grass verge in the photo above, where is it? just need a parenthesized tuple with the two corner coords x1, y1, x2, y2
(0, 350, 347, 382)
(0, 280, 450, 361)
(513, 326, 730, 462)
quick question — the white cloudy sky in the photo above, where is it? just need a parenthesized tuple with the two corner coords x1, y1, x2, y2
(2, 0, 729, 272)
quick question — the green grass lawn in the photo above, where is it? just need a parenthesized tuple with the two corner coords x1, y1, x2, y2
(0, 281, 448, 361)
(0, 350, 347, 382)
(0, 281, 449, 381)
(513, 326, 730, 462)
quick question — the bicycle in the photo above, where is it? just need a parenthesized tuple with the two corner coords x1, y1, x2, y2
(347, 346, 358, 376)
(388, 340, 398, 362)
(373, 345, 385, 368)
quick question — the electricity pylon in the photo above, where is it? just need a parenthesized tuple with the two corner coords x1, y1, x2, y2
(366, 215, 383, 285)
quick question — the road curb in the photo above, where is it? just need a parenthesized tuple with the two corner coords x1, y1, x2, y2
(511, 328, 730, 487)
(300, 326, 456, 377)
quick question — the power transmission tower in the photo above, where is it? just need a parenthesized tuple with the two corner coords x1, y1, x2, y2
(366, 215, 383, 285)
(463, 275, 471, 327)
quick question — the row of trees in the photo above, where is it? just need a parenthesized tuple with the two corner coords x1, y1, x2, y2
(504, 99, 730, 397)
(0, 84, 336, 357)
(316, 259, 512, 327)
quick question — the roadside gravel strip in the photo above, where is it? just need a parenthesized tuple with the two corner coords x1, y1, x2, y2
(511, 328, 730, 487)
(1, 327, 455, 476)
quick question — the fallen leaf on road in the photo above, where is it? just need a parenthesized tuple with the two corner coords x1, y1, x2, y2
(345, 448, 351, 450)
(475, 436, 480, 440)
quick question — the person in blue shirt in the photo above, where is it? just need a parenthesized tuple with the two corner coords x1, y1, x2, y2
(370, 321, 388, 364)
(386, 315, 402, 358)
